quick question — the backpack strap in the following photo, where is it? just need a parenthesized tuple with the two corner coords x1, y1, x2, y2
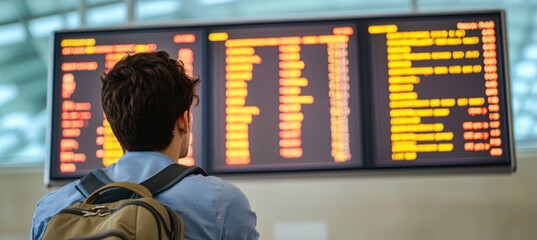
(75, 164, 208, 199)
(75, 169, 114, 197)
(141, 164, 208, 195)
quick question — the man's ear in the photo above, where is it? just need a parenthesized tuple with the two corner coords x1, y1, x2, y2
(177, 111, 189, 134)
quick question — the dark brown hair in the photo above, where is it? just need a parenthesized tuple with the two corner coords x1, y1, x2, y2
(101, 51, 199, 151)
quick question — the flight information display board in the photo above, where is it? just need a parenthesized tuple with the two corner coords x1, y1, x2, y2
(47, 11, 514, 184)
(364, 13, 513, 168)
(47, 28, 204, 184)
(208, 22, 363, 172)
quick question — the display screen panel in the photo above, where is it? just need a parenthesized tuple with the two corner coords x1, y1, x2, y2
(208, 22, 363, 173)
(48, 28, 204, 184)
(364, 13, 513, 168)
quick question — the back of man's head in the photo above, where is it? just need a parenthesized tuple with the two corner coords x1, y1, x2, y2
(101, 51, 199, 152)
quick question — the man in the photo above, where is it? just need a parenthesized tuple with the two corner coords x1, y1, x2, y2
(31, 51, 259, 239)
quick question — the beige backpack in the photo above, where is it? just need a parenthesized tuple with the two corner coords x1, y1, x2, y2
(43, 182, 183, 240)
(43, 164, 207, 240)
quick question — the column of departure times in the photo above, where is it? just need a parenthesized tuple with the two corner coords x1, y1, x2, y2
(369, 19, 503, 162)
(327, 28, 352, 162)
(278, 39, 313, 159)
(59, 72, 92, 173)
(221, 36, 261, 166)
(459, 21, 503, 156)
(58, 39, 98, 173)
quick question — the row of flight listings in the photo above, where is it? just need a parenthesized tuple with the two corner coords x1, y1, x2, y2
(48, 10, 515, 185)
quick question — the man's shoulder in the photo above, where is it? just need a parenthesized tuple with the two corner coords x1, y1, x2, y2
(156, 173, 251, 212)
(156, 172, 258, 239)
(32, 180, 86, 239)
(170, 173, 244, 198)
(34, 181, 85, 218)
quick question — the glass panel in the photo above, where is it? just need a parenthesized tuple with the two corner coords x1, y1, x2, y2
(0, 84, 18, 108)
(0, 1, 17, 24)
(198, 0, 238, 5)
(65, 11, 81, 29)
(25, 0, 78, 16)
(0, 23, 27, 46)
(28, 14, 64, 38)
(86, 0, 120, 6)
(136, 0, 181, 19)
(86, 2, 126, 27)
(204, 0, 411, 18)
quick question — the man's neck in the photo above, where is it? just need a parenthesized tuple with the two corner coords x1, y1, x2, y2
(157, 146, 180, 161)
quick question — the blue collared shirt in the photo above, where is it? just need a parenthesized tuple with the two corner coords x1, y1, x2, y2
(31, 152, 259, 240)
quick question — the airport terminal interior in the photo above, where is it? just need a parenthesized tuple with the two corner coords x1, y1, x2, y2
(1, 0, 537, 239)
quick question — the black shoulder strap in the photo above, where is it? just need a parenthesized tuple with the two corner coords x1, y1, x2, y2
(141, 164, 208, 195)
(75, 169, 113, 197)
(75, 164, 208, 198)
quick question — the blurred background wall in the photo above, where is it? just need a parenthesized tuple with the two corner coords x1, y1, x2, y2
(0, 0, 536, 239)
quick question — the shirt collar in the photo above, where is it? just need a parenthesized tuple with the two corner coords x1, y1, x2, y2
(104, 151, 178, 183)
